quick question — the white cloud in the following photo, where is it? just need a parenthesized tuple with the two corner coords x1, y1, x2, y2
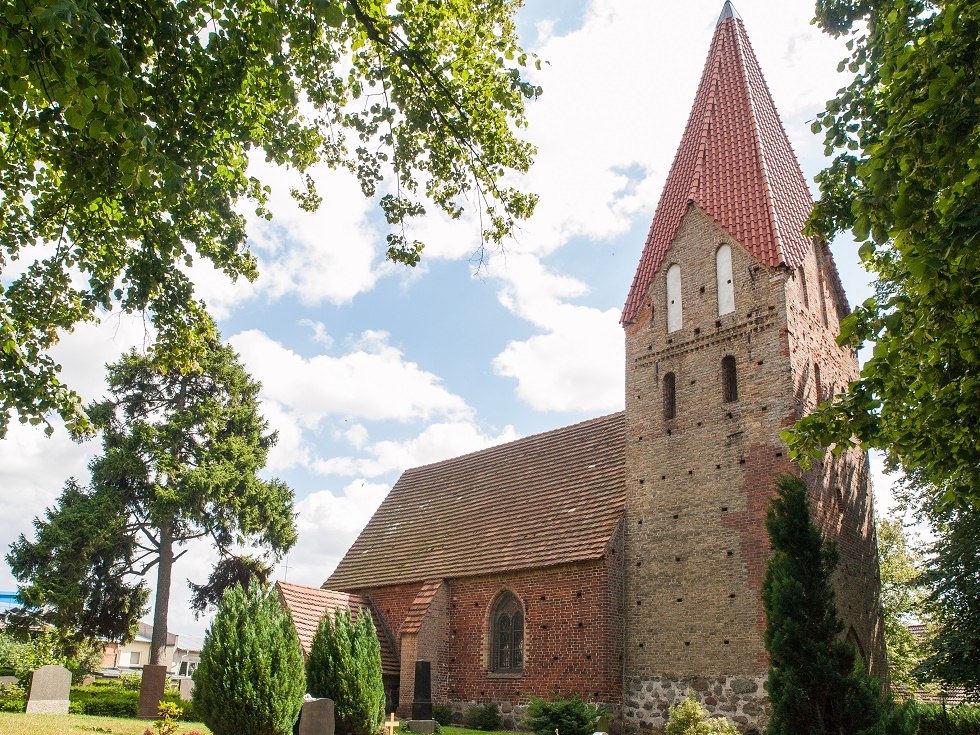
(230, 329, 471, 429)
(273, 480, 391, 588)
(312, 420, 520, 478)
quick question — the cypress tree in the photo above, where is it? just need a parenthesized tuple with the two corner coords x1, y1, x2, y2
(193, 583, 305, 735)
(762, 475, 884, 735)
(308, 608, 385, 735)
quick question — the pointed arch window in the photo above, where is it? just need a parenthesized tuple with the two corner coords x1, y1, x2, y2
(490, 591, 524, 672)
(663, 372, 677, 420)
(666, 264, 683, 333)
(716, 244, 735, 316)
(722, 356, 738, 402)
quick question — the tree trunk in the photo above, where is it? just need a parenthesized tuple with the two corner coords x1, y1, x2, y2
(150, 523, 174, 666)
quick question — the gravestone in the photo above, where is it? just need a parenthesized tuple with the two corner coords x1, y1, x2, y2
(178, 677, 194, 701)
(25, 664, 71, 714)
(408, 660, 435, 733)
(0, 675, 18, 688)
(297, 697, 335, 735)
(137, 664, 168, 718)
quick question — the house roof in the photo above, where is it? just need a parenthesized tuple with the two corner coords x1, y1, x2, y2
(276, 581, 399, 676)
(622, 10, 814, 323)
(326, 412, 626, 590)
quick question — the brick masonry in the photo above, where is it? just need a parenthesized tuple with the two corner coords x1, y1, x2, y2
(622, 206, 886, 732)
(358, 522, 625, 724)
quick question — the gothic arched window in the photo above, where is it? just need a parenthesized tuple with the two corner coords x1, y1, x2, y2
(722, 356, 738, 402)
(663, 372, 677, 420)
(490, 591, 524, 672)
(666, 264, 683, 333)
(716, 244, 735, 316)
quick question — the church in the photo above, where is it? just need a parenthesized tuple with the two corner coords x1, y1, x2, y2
(278, 5, 886, 732)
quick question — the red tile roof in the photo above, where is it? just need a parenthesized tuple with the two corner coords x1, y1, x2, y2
(622, 13, 814, 323)
(400, 580, 443, 636)
(326, 413, 626, 590)
(276, 580, 399, 676)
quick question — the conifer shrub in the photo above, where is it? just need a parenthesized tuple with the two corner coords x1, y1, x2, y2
(193, 583, 305, 735)
(306, 607, 385, 735)
(462, 702, 501, 731)
(762, 475, 886, 735)
(664, 695, 739, 735)
(431, 703, 454, 726)
(524, 694, 607, 735)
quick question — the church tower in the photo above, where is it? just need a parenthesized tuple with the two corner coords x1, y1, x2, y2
(620, 5, 886, 731)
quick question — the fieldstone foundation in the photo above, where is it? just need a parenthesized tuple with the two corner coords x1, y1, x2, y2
(624, 675, 768, 733)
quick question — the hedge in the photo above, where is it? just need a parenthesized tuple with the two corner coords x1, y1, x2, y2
(68, 685, 195, 720)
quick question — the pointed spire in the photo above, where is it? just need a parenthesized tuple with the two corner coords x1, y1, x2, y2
(622, 10, 814, 324)
(717, 1, 737, 25)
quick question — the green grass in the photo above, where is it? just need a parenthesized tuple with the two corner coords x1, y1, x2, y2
(442, 727, 520, 735)
(0, 712, 211, 735)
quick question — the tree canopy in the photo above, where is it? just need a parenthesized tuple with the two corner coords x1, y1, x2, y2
(0, 0, 540, 437)
(7, 336, 296, 664)
(786, 0, 980, 505)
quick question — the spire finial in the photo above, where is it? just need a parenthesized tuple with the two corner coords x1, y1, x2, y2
(717, 1, 738, 25)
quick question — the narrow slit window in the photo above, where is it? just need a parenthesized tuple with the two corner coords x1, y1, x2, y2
(814, 363, 823, 405)
(722, 356, 738, 402)
(666, 264, 683, 332)
(716, 244, 735, 315)
(798, 268, 810, 310)
(663, 372, 677, 420)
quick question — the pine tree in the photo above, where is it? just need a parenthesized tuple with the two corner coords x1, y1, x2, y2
(307, 608, 385, 735)
(762, 475, 884, 735)
(193, 583, 305, 735)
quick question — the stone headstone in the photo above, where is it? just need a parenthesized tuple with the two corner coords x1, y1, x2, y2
(137, 664, 168, 718)
(0, 675, 18, 688)
(178, 677, 194, 701)
(407, 720, 436, 734)
(25, 664, 71, 714)
(297, 697, 335, 735)
(411, 660, 432, 721)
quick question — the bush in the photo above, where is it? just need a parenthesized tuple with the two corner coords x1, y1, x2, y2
(665, 696, 739, 735)
(463, 702, 501, 731)
(193, 583, 305, 735)
(307, 608, 385, 735)
(524, 694, 607, 735)
(432, 703, 454, 726)
(0, 682, 26, 713)
(70, 685, 139, 716)
(913, 702, 980, 735)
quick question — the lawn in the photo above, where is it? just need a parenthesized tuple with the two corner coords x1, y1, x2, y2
(0, 712, 211, 735)
(0, 715, 519, 735)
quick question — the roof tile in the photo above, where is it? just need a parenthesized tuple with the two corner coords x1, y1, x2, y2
(326, 413, 626, 590)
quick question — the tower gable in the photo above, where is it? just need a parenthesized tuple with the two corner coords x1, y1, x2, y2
(622, 10, 815, 325)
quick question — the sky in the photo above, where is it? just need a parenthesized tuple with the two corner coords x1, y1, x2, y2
(0, 0, 898, 639)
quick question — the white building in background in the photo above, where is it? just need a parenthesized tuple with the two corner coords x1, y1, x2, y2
(101, 621, 201, 677)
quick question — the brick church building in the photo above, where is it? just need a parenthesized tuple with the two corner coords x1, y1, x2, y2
(279, 4, 886, 732)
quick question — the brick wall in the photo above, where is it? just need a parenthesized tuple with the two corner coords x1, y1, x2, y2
(359, 545, 624, 725)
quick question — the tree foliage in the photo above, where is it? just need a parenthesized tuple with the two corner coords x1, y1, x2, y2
(188, 554, 273, 617)
(193, 583, 305, 735)
(786, 0, 980, 504)
(762, 475, 884, 735)
(6, 335, 296, 664)
(876, 515, 929, 696)
(0, 0, 541, 437)
(916, 499, 980, 697)
(307, 608, 384, 735)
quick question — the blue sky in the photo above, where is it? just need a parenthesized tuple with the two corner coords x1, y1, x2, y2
(0, 0, 896, 638)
